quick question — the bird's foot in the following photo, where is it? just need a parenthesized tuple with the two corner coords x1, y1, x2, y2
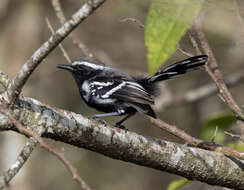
(91, 116, 107, 125)
(115, 123, 128, 131)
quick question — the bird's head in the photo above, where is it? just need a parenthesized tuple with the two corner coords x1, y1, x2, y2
(57, 58, 106, 83)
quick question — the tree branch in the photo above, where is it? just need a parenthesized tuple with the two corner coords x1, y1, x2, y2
(45, 18, 72, 63)
(0, 96, 244, 189)
(168, 70, 244, 108)
(52, 0, 93, 58)
(119, 17, 145, 29)
(191, 14, 244, 120)
(150, 117, 244, 160)
(0, 71, 10, 89)
(4, 0, 105, 103)
(0, 138, 38, 190)
(0, 107, 93, 190)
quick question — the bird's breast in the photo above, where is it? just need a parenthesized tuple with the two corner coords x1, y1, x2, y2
(81, 81, 90, 102)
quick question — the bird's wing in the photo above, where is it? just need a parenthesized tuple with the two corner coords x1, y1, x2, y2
(89, 77, 154, 105)
(109, 80, 154, 105)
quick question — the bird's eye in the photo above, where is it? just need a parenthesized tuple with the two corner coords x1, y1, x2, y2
(76, 65, 92, 75)
(77, 65, 84, 70)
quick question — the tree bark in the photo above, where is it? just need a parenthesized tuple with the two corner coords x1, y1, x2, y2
(0, 96, 244, 189)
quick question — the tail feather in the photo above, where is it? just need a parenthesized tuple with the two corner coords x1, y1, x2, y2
(149, 55, 208, 83)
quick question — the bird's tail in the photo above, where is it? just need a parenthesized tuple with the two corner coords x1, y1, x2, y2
(148, 55, 208, 83)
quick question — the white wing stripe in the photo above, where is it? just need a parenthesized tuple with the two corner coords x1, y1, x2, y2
(125, 81, 148, 94)
(126, 84, 146, 93)
(91, 81, 113, 86)
(125, 81, 145, 90)
(101, 81, 126, 98)
(94, 97, 116, 104)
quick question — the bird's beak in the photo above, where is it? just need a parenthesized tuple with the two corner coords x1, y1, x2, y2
(56, 64, 74, 71)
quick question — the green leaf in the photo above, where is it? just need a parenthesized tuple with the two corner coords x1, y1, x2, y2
(201, 128, 226, 144)
(145, 0, 204, 74)
(167, 178, 191, 190)
(227, 143, 244, 151)
(203, 114, 236, 129)
(201, 114, 236, 143)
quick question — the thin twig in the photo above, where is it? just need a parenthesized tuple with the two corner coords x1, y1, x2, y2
(161, 70, 244, 109)
(5, 0, 105, 103)
(119, 17, 145, 28)
(45, 18, 72, 63)
(211, 126, 218, 143)
(192, 14, 244, 120)
(0, 71, 10, 89)
(182, 70, 244, 104)
(0, 171, 10, 190)
(51, 0, 66, 24)
(1, 181, 9, 190)
(234, 0, 244, 30)
(0, 138, 38, 190)
(177, 44, 194, 57)
(188, 32, 202, 54)
(51, 0, 93, 58)
(149, 117, 202, 145)
(149, 117, 244, 160)
(224, 131, 244, 143)
(0, 108, 93, 190)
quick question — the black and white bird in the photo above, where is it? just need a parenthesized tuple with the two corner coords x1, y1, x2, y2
(57, 55, 208, 129)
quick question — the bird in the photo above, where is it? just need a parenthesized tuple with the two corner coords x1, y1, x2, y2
(57, 55, 208, 129)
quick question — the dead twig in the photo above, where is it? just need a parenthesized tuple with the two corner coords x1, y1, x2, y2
(160, 70, 244, 109)
(234, 0, 244, 31)
(191, 14, 244, 121)
(45, 18, 71, 63)
(51, 0, 93, 58)
(0, 108, 93, 190)
(150, 117, 244, 160)
(188, 32, 201, 54)
(0, 72, 10, 89)
(120, 17, 145, 29)
(177, 43, 194, 57)
(149, 117, 203, 146)
(0, 138, 38, 190)
(211, 126, 218, 143)
(4, 0, 105, 103)
(225, 131, 244, 143)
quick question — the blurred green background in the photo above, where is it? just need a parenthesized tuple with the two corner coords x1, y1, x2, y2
(0, 0, 244, 190)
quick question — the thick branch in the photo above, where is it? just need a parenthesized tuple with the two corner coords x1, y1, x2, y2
(150, 117, 244, 160)
(4, 0, 105, 103)
(0, 108, 93, 190)
(0, 96, 244, 189)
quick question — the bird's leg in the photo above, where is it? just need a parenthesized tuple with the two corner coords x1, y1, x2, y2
(91, 112, 122, 125)
(115, 112, 135, 129)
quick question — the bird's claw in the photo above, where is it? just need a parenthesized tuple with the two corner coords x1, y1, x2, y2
(115, 123, 128, 131)
(91, 116, 107, 125)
